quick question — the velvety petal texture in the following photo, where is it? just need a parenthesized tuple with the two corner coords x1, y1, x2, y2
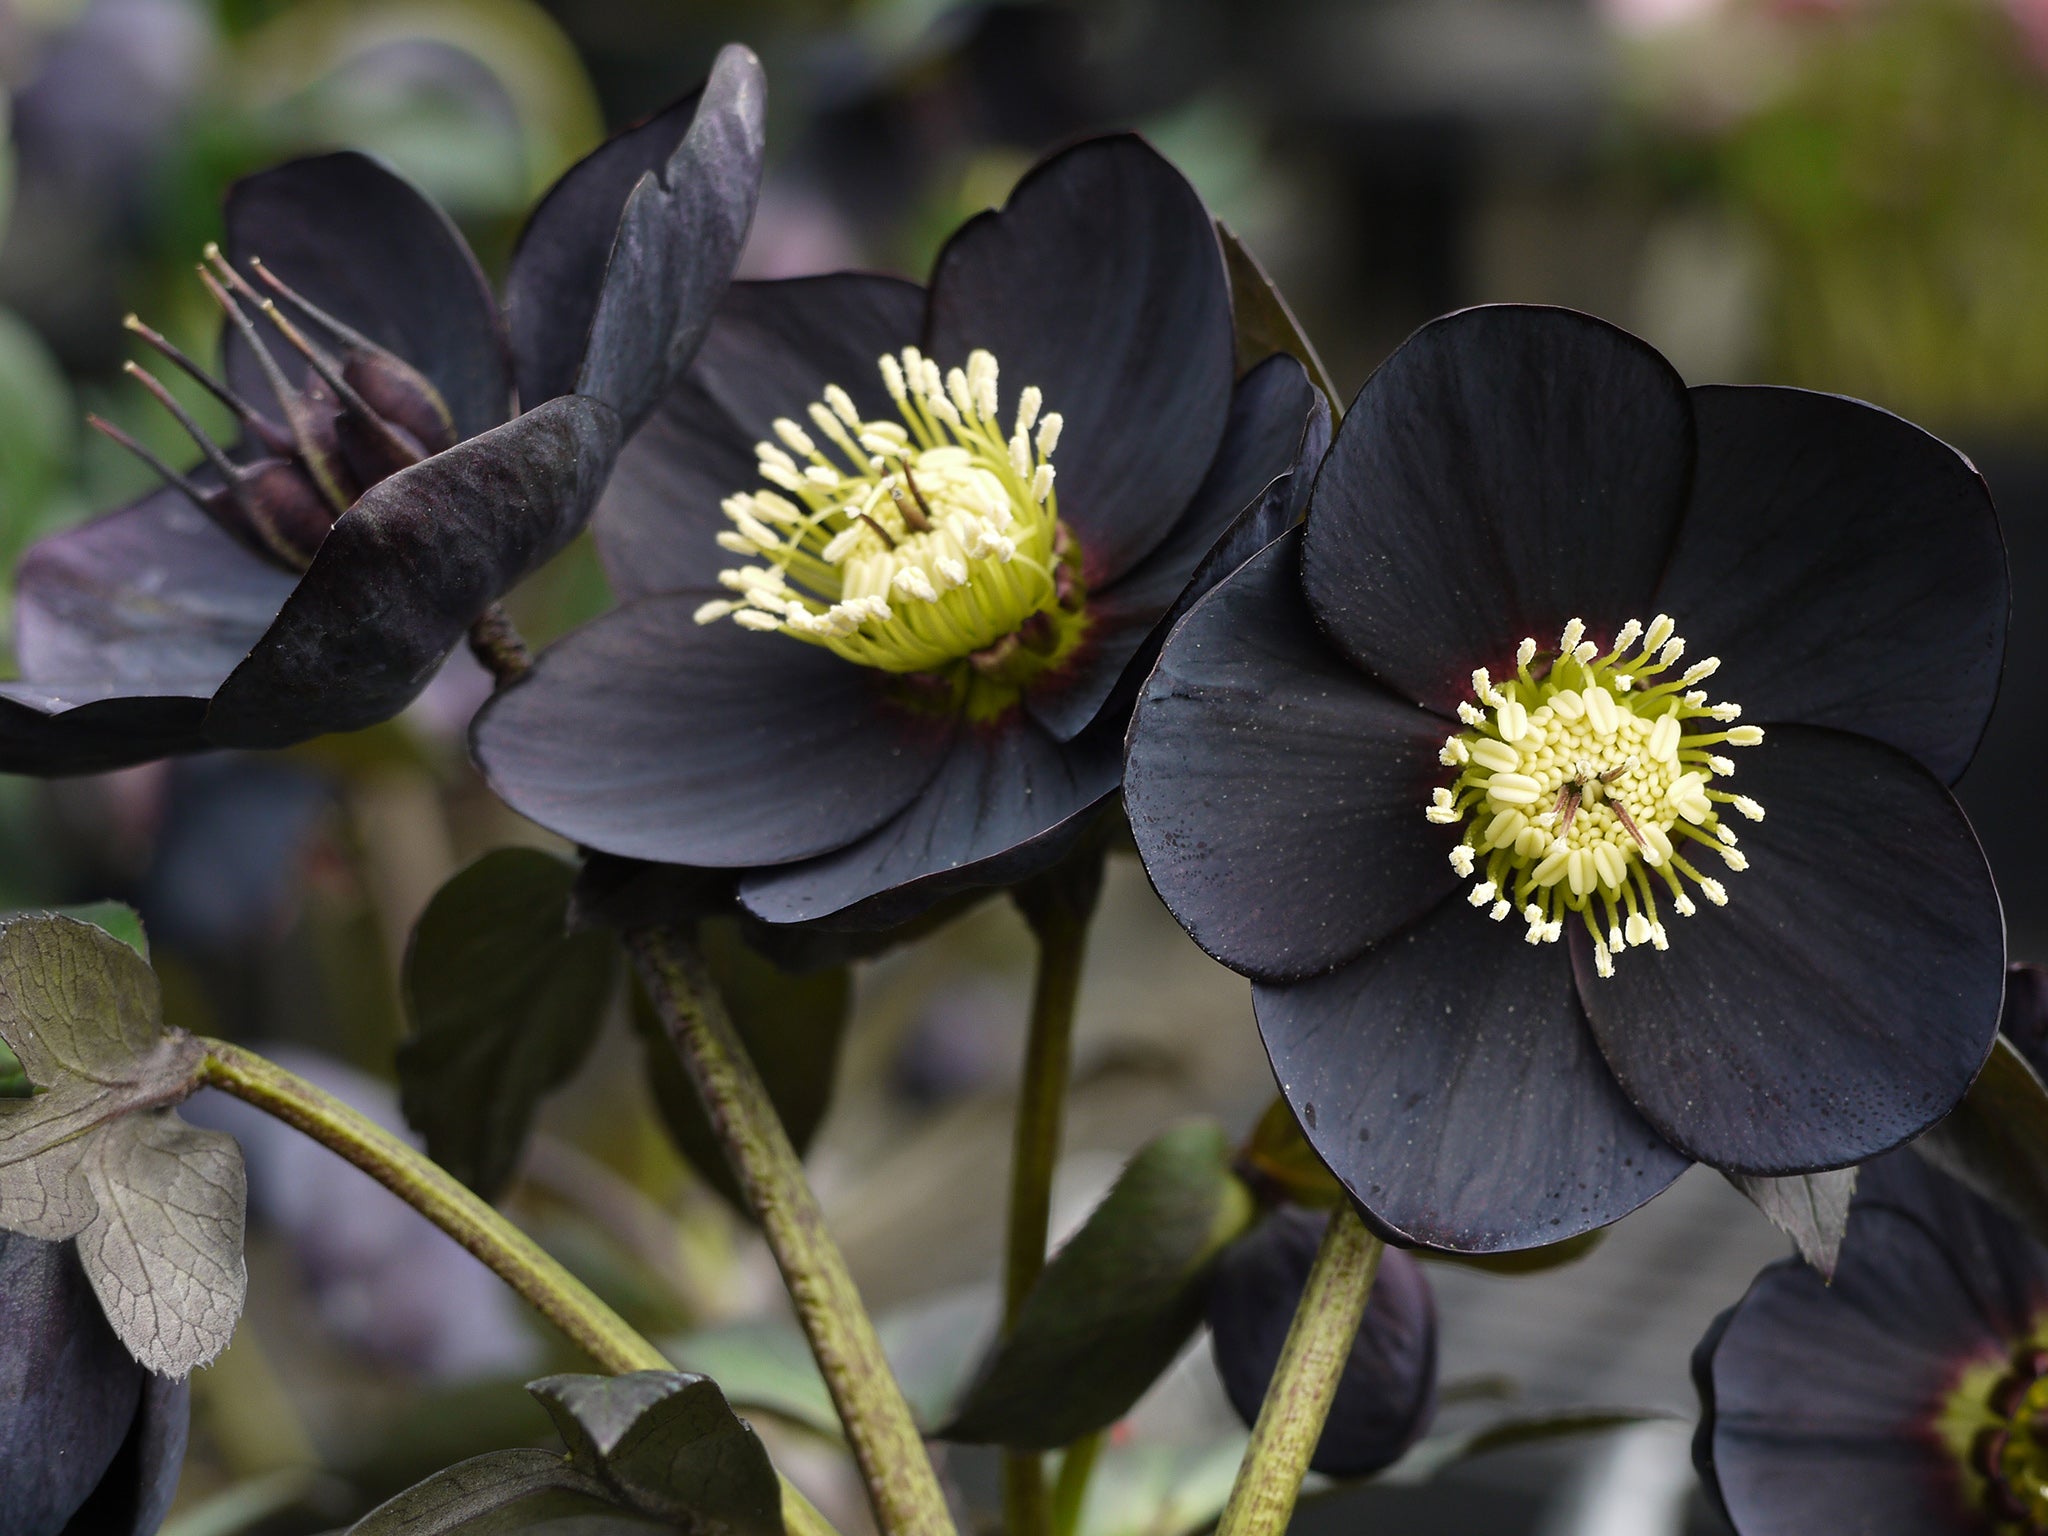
(572, 45, 767, 435)
(739, 708, 1122, 926)
(1125, 535, 1456, 983)
(1656, 386, 2005, 785)
(473, 593, 952, 867)
(1301, 305, 1694, 713)
(223, 152, 512, 440)
(14, 485, 294, 694)
(1696, 1151, 2044, 1536)
(206, 396, 622, 747)
(597, 275, 925, 602)
(1256, 897, 1690, 1252)
(924, 134, 1236, 583)
(1577, 726, 2004, 1176)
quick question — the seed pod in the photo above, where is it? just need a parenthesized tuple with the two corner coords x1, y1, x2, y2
(1207, 1206, 1437, 1477)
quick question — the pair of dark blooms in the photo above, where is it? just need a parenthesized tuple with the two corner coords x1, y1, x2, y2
(0, 34, 2038, 1536)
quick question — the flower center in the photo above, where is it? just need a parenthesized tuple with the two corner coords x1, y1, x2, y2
(695, 347, 1087, 710)
(1964, 1345, 2048, 1533)
(1427, 616, 1764, 977)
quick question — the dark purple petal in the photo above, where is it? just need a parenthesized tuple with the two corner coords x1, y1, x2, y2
(63, 1374, 189, 1536)
(925, 134, 1235, 584)
(1655, 386, 2005, 786)
(1256, 895, 1690, 1252)
(1300, 305, 1694, 713)
(473, 593, 952, 867)
(1124, 534, 1457, 984)
(1578, 726, 2004, 1176)
(596, 274, 925, 602)
(0, 687, 210, 775)
(738, 706, 1121, 927)
(222, 151, 512, 440)
(205, 395, 622, 749)
(13, 484, 293, 694)
(1698, 1151, 2042, 1536)
(1208, 1209, 1438, 1477)
(0, 1231, 146, 1535)
(1026, 354, 1324, 742)
(574, 46, 767, 435)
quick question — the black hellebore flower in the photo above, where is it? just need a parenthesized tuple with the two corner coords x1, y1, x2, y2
(1693, 1149, 2048, 1535)
(1, 1231, 188, 1536)
(1208, 1206, 1437, 1476)
(1125, 304, 2008, 1252)
(0, 46, 765, 774)
(473, 135, 1330, 929)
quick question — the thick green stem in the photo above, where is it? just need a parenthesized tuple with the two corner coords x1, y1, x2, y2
(627, 926, 955, 1536)
(200, 1038, 664, 1373)
(200, 1039, 840, 1536)
(1215, 1204, 1382, 1536)
(1000, 852, 1103, 1536)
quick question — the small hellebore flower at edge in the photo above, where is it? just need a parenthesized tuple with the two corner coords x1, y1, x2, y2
(1694, 1149, 2048, 1535)
(473, 134, 1330, 929)
(0, 46, 766, 773)
(1125, 304, 2007, 1252)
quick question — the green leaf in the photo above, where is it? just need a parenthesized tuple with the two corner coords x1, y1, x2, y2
(1920, 1034, 2048, 1245)
(1726, 1167, 1859, 1277)
(1373, 1408, 1675, 1488)
(0, 913, 245, 1374)
(1218, 221, 1340, 407)
(1239, 1096, 1343, 1207)
(529, 1371, 785, 1536)
(345, 1447, 656, 1534)
(664, 1320, 840, 1439)
(941, 1121, 1257, 1450)
(399, 849, 619, 1201)
(1075, 1435, 1248, 1536)
(635, 918, 850, 1214)
(1419, 1227, 1608, 1276)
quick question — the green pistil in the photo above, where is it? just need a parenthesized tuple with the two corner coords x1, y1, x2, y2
(1427, 614, 1765, 976)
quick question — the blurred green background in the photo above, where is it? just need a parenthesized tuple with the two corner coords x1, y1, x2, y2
(0, 1, 2036, 1533)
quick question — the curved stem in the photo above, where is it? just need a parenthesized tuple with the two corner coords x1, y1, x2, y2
(1001, 852, 1103, 1536)
(200, 1038, 663, 1373)
(627, 926, 956, 1536)
(1214, 1204, 1383, 1536)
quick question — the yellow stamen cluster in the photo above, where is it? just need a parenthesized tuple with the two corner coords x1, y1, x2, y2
(695, 347, 1082, 679)
(1426, 616, 1764, 978)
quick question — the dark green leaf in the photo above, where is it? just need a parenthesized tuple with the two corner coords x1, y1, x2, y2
(529, 1371, 784, 1536)
(1239, 1095, 1343, 1208)
(940, 1121, 1257, 1450)
(0, 913, 244, 1375)
(1418, 1228, 1607, 1276)
(1726, 1167, 1859, 1277)
(1920, 1034, 2048, 1245)
(1375, 1409, 1675, 1487)
(1218, 221, 1339, 408)
(400, 849, 619, 1201)
(635, 918, 850, 1214)
(345, 1447, 655, 1534)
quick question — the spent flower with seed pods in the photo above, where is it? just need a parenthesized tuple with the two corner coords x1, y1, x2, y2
(0, 46, 765, 772)
(473, 134, 1330, 929)
(1125, 303, 2008, 1253)
(1694, 1150, 2048, 1536)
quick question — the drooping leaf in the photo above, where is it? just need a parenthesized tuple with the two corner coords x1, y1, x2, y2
(1726, 1167, 1860, 1277)
(1373, 1408, 1675, 1488)
(1218, 221, 1339, 407)
(530, 1371, 785, 1536)
(345, 1447, 653, 1535)
(0, 913, 245, 1375)
(635, 917, 850, 1214)
(399, 849, 619, 1201)
(1919, 1034, 2048, 1246)
(1239, 1096, 1343, 1207)
(940, 1121, 1257, 1449)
